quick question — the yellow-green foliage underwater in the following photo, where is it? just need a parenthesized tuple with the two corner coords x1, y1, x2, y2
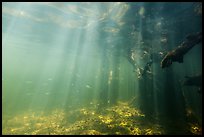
(2, 101, 201, 135)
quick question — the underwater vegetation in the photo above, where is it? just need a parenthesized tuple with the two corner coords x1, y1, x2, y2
(2, 101, 201, 135)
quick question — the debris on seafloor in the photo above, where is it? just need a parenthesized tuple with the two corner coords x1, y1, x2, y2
(3, 101, 200, 135)
(80, 130, 102, 135)
(189, 123, 202, 135)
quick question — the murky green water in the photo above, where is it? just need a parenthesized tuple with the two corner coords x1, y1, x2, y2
(2, 2, 202, 135)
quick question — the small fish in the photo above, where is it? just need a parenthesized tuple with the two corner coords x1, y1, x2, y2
(45, 92, 50, 95)
(86, 84, 92, 88)
(156, 22, 162, 26)
(160, 37, 167, 43)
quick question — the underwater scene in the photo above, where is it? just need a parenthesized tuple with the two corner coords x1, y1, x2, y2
(2, 2, 202, 135)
